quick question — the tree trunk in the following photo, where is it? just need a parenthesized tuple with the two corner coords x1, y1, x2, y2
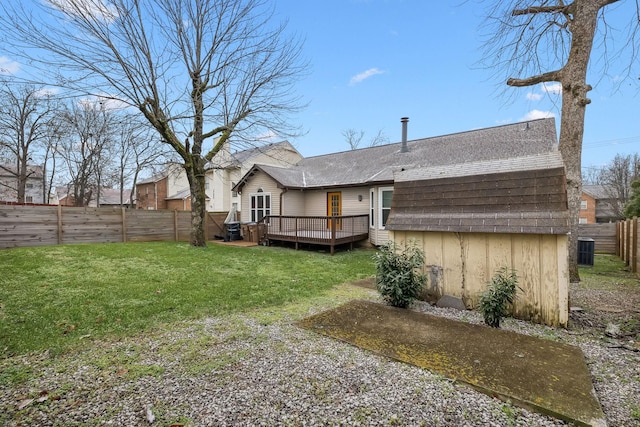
(185, 159, 207, 247)
(558, 1, 602, 282)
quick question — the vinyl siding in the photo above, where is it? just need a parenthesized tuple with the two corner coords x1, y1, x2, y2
(238, 170, 282, 223)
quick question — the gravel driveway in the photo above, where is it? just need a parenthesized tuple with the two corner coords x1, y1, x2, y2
(1, 285, 638, 427)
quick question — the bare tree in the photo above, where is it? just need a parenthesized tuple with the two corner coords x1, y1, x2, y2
(113, 116, 169, 207)
(342, 129, 366, 150)
(57, 101, 112, 207)
(481, 0, 640, 281)
(343, 128, 389, 150)
(0, 83, 59, 203)
(597, 153, 640, 218)
(1, 0, 307, 246)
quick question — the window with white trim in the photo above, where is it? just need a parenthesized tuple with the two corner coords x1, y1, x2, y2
(579, 217, 587, 224)
(250, 189, 271, 222)
(378, 187, 393, 229)
(580, 200, 587, 210)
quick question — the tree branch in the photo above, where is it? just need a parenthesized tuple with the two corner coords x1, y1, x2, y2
(507, 70, 563, 87)
(512, 5, 570, 17)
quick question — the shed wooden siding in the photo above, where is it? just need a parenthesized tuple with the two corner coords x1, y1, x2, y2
(391, 230, 569, 327)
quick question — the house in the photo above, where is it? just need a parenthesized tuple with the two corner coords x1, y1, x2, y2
(136, 165, 188, 210)
(135, 141, 302, 212)
(53, 186, 132, 207)
(0, 164, 45, 204)
(234, 117, 559, 249)
(385, 152, 570, 326)
(580, 184, 623, 223)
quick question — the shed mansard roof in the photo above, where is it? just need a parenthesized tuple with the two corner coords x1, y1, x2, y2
(234, 117, 559, 191)
(385, 151, 570, 235)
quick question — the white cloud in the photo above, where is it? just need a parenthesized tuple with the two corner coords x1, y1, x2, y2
(34, 88, 60, 98)
(542, 82, 562, 95)
(78, 94, 130, 111)
(520, 110, 556, 121)
(526, 92, 543, 101)
(349, 68, 385, 86)
(48, 0, 118, 23)
(0, 56, 20, 75)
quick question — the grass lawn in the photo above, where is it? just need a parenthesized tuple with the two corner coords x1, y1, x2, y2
(0, 242, 375, 358)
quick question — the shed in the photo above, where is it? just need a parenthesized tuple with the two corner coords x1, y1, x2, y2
(386, 152, 570, 326)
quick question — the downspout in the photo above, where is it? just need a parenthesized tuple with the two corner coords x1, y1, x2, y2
(279, 187, 288, 215)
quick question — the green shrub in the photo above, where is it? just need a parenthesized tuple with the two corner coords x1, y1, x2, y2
(479, 267, 519, 328)
(373, 241, 427, 308)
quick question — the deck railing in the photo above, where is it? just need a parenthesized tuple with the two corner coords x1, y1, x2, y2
(262, 214, 369, 253)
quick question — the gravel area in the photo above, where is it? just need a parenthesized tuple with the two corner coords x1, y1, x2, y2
(1, 287, 639, 427)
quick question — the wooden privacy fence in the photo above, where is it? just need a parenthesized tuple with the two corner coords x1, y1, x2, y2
(578, 223, 616, 254)
(0, 205, 229, 249)
(617, 217, 639, 274)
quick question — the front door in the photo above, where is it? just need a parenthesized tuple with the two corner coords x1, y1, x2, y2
(327, 191, 342, 230)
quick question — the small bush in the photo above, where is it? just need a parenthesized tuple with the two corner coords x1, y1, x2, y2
(479, 267, 519, 328)
(373, 241, 427, 308)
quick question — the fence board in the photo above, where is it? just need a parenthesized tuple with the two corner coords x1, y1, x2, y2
(0, 205, 227, 249)
(578, 223, 616, 254)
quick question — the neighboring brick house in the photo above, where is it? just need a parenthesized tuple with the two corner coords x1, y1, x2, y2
(0, 164, 45, 204)
(580, 185, 622, 224)
(136, 171, 170, 210)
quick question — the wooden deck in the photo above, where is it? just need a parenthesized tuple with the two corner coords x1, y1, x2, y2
(263, 215, 369, 254)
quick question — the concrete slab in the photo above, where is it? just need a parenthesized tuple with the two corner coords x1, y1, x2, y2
(297, 300, 606, 427)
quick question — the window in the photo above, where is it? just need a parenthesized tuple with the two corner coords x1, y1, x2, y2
(579, 217, 587, 224)
(580, 200, 587, 210)
(378, 187, 393, 229)
(26, 183, 34, 189)
(231, 182, 238, 198)
(25, 196, 33, 203)
(250, 189, 271, 222)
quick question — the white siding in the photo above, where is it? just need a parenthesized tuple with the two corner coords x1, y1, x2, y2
(283, 190, 305, 216)
(238, 171, 282, 223)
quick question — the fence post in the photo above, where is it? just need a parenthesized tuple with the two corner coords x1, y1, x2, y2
(633, 217, 638, 273)
(174, 210, 179, 241)
(624, 219, 631, 265)
(121, 207, 127, 243)
(57, 204, 63, 245)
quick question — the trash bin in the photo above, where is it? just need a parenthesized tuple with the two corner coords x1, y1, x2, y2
(577, 238, 595, 266)
(225, 221, 242, 241)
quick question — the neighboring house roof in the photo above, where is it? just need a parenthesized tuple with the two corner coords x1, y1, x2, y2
(582, 185, 613, 200)
(99, 188, 132, 205)
(207, 140, 300, 169)
(235, 118, 558, 191)
(386, 152, 570, 235)
(137, 171, 169, 185)
(166, 188, 192, 201)
(583, 184, 621, 221)
(165, 188, 210, 201)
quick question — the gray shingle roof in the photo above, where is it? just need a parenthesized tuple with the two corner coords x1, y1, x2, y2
(386, 151, 570, 235)
(236, 117, 558, 190)
(582, 185, 614, 200)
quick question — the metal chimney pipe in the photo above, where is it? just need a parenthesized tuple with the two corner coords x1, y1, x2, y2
(400, 117, 409, 153)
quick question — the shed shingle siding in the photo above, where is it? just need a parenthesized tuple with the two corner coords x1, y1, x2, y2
(386, 167, 569, 234)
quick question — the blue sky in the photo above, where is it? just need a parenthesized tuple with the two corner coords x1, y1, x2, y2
(272, 0, 639, 172)
(1, 0, 636, 174)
